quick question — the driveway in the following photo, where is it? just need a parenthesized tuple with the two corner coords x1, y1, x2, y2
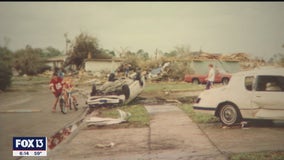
(199, 121, 284, 155)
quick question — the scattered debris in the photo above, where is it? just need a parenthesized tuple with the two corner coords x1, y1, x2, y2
(95, 142, 115, 148)
(86, 109, 131, 126)
(221, 121, 249, 129)
(241, 121, 248, 129)
(165, 99, 182, 104)
(48, 126, 72, 150)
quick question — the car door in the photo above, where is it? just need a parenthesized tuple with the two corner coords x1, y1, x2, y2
(252, 75, 284, 110)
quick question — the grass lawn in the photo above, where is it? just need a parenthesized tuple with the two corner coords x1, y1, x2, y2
(178, 103, 219, 123)
(98, 104, 150, 127)
(229, 151, 284, 160)
(97, 81, 205, 127)
(143, 81, 204, 93)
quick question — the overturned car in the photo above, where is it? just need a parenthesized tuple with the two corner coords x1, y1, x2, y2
(86, 72, 145, 107)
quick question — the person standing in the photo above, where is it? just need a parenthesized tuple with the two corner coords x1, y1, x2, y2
(124, 64, 130, 77)
(49, 72, 63, 112)
(205, 64, 215, 90)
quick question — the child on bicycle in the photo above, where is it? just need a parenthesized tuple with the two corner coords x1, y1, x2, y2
(62, 75, 78, 110)
(49, 72, 63, 112)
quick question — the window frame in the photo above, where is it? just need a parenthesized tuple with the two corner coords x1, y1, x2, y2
(244, 76, 254, 91)
(255, 75, 284, 92)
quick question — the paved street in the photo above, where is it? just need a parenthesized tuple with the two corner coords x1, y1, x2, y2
(0, 84, 88, 160)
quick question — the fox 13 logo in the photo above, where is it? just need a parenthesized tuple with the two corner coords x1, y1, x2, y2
(13, 137, 47, 156)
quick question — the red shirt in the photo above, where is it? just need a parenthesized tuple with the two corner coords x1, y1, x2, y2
(49, 77, 63, 94)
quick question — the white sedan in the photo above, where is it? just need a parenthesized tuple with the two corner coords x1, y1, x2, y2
(193, 67, 284, 126)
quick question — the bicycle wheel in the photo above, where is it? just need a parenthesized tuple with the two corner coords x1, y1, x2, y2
(59, 97, 67, 114)
(73, 100, 78, 111)
(68, 98, 72, 110)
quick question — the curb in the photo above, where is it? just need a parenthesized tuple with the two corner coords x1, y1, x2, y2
(18, 91, 91, 160)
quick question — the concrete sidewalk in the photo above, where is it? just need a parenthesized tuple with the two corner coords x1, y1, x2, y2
(47, 104, 227, 160)
(145, 104, 227, 160)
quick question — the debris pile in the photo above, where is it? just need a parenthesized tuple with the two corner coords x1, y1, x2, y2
(220, 53, 251, 61)
(85, 109, 131, 126)
(190, 52, 251, 62)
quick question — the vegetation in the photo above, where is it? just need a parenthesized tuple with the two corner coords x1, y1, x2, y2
(40, 46, 62, 58)
(119, 49, 150, 71)
(0, 62, 12, 91)
(165, 61, 194, 80)
(0, 47, 13, 90)
(66, 32, 101, 69)
(229, 151, 284, 160)
(178, 104, 219, 123)
(99, 105, 150, 127)
(268, 53, 284, 67)
(0, 47, 13, 67)
(13, 45, 50, 75)
(143, 81, 204, 94)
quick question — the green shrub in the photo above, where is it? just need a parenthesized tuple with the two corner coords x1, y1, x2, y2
(0, 62, 12, 91)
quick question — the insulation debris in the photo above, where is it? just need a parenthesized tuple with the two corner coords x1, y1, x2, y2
(86, 109, 131, 126)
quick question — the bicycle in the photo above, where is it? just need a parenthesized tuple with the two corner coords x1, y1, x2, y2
(59, 91, 78, 114)
(66, 90, 78, 111)
(59, 93, 67, 114)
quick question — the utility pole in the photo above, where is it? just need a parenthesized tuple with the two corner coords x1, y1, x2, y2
(155, 48, 158, 60)
(64, 33, 70, 55)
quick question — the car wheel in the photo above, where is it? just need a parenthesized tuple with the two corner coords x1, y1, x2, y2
(219, 103, 241, 126)
(192, 79, 199, 85)
(222, 78, 229, 85)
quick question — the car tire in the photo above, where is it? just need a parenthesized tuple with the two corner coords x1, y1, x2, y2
(222, 78, 229, 85)
(192, 79, 199, 85)
(219, 103, 241, 126)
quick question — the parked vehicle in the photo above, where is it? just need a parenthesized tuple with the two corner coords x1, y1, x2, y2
(184, 69, 231, 85)
(193, 67, 284, 126)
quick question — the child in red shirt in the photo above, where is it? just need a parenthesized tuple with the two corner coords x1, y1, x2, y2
(49, 73, 63, 112)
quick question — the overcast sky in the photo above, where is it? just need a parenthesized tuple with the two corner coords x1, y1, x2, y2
(0, 2, 284, 60)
